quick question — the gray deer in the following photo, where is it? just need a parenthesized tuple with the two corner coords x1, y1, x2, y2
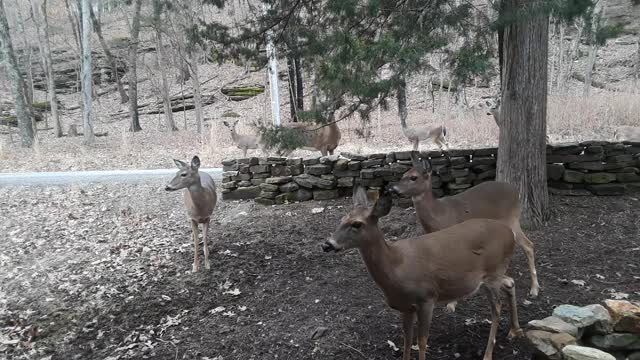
(165, 156, 217, 272)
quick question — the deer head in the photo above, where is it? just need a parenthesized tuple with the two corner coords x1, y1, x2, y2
(222, 119, 239, 133)
(165, 156, 202, 191)
(322, 187, 392, 252)
(389, 152, 433, 197)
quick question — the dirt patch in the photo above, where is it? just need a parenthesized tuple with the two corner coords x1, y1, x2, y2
(1, 183, 639, 359)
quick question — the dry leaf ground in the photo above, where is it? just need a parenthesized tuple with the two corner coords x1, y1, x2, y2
(1, 183, 638, 359)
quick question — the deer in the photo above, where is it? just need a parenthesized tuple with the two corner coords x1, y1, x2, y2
(322, 187, 523, 360)
(165, 155, 217, 272)
(222, 119, 264, 158)
(486, 97, 550, 143)
(614, 125, 640, 142)
(401, 124, 449, 152)
(388, 152, 540, 313)
(286, 121, 341, 156)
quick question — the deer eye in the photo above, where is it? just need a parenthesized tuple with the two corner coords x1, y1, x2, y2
(410, 176, 418, 181)
(180, 173, 187, 177)
(351, 221, 363, 229)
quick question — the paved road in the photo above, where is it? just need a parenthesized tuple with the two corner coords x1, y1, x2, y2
(0, 168, 223, 186)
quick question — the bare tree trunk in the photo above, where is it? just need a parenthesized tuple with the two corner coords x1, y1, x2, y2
(0, 0, 34, 147)
(128, 0, 143, 132)
(32, 0, 63, 137)
(635, 37, 640, 92)
(397, 78, 408, 129)
(583, 0, 606, 98)
(64, 0, 81, 49)
(90, 7, 129, 104)
(561, 24, 583, 93)
(81, 0, 94, 143)
(554, 23, 565, 91)
(497, 0, 549, 228)
(189, 50, 204, 134)
(152, 0, 176, 131)
(157, 32, 176, 131)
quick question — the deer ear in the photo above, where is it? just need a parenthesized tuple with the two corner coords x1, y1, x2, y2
(422, 159, 432, 174)
(353, 186, 369, 208)
(191, 156, 201, 170)
(410, 151, 421, 169)
(371, 192, 392, 219)
(174, 159, 188, 169)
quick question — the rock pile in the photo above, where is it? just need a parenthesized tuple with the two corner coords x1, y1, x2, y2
(526, 300, 640, 360)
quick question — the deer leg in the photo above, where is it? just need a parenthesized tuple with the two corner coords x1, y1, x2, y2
(242, 148, 247, 158)
(190, 220, 200, 272)
(412, 139, 419, 151)
(401, 312, 415, 360)
(202, 220, 211, 270)
(514, 226, 540, 297)
(481, 284, 502, 360)
(445, 301, 457, 313)
(416, 300, 434, 360)
(501, 276, 523, 339)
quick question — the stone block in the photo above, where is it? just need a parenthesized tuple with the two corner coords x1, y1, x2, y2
(313, 189, 339, 200)
(348, 161, 362, 171)
(340, 152, 367, 161)
(474, 147, 498, 156)
(584, 173, 616, 184)
(604, 300, 640, 334)
(586, 184, 626, 196)
(528, 316, 579, 337)
(547, 153, 603, 163)
(588, 333, 640, 351)
(251, 179, 266, 185)
(361, 159, 384, 168)
(562, 345, 616, 360)
(303, 158, 320, 166)
(547, 164, 565, 181)
(237, 181, 252, 187)
(279, 182, 299, 193)
(564, 170, 585, 183)
(265, 176, 292, 185)
(306, 164, 332, 176)
(221, 182, 238, 190)
(337, 177, 354, 187)
(255, 198, 275, 206)
(221, 186, 261, 200)
(286, 158, 303, 166)
(293, 188, 313, 202)
(259, 183, 279, 192)
(294, 174, 336, 189)
(249, 164, 270, 173)
(568, 161, 605, 171)
(551, 142, 583, 155)
(259, 191, 278, 199)
(615, 172, 640, 182)
(334, 159, 349, 171)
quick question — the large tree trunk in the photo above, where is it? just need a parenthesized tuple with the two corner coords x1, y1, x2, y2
(128, 0, 143, 132)
(90, 7, 129, 104)
(583, 0, 606, 98)
(64, 0, 80, 50)
(0, 0, 34, 147)
(287, 54, 304, 122)
(497, 0, 549, 228)
(81, 0, 94, 143)
(35, 0, 63, 137)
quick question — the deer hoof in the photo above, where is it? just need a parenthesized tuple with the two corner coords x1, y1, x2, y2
(529, 285, 540, 298)
(508, 328, 524, 339)
(205, 261, 211, 270)
(192, 263, 199, 273)
(445, 302, 457, 313)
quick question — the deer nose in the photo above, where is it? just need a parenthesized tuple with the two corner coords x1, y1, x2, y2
(321, 241, 335, 252)
(164, 186, 173, 191)
(386, 184, 398, 194)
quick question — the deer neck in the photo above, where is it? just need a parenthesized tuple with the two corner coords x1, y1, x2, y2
(412, 184, 447, 233)
(358, 228, 399, 290)
(230, 130, 240, 142)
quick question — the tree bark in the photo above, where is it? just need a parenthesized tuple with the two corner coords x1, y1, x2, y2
(0, 0, 35, 147)
(397, 78, 408, 129)
(189, 50, 204, 134)
(287, 55, 297, 121)
(81, 0, 94, 143)
(90, 7, 129, 104)
(63, 0, 81, 50)
(152, 0, 176, 131)
(497, 0, 549, 228)
(128, 0, 143, 132)
(583, 0, 606, 97)
(36, 0, 63, 137)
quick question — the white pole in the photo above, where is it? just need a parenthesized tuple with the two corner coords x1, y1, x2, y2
(264, 4, 281, 126)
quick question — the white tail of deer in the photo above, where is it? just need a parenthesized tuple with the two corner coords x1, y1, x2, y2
(165, 156, 217, 272)
(322, 187, 523, 360)
(222, 119, 264, 158)
(389, 153, 540, 303)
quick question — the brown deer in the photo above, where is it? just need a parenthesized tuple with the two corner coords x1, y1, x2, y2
(322, 187, 523, 360)
(278, 121, 341, 156)
(222, 119, 264, 158)
(486, 98, 549, 143)
(389, 153, 540, 310)
(165, 156, 217, 272)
